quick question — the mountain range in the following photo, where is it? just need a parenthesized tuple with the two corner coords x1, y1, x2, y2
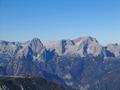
(0, 36, 120, 90)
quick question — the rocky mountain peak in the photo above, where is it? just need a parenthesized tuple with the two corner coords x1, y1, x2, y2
(16, 38, 44, 59)
(0, 40, 21, 57)
(107, 43, 120, 57)
(72, 36, 102, 57)
(29, 38, 44, 54)
(74, 36, 98, 45)
(1, 36, 120, 59)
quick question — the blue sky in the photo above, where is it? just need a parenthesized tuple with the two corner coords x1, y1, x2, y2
(0, 0, 120, 45)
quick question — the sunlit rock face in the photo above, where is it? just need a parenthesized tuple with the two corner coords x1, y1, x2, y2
(73, 36, 103, 57)
(107, 43, 120, 57)
(45, 39, 75, 55)
(0, 36, 120, 90)
(45, 37, 104, 57)
(29, 38, 44, 54)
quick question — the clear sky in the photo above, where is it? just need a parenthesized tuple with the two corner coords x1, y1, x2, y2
(0, 0, 120, 45)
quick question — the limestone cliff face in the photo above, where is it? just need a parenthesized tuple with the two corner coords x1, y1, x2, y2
(1, 36, 120, 59)
(0, 36, 120, 90)
(45, 36, 115, 57)
(107, 44, 120, 57)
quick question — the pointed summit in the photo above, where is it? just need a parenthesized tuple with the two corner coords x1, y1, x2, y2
(73, 36, 102, 57)
(29, 38, 44, 54)
(74, 36, 98, 44)
(31, 38, 42, 43)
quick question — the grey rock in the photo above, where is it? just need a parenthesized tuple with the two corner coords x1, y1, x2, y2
(107, 43, 120, 57)
(45, 36, 104, 57)
(0, 36, 120, 90)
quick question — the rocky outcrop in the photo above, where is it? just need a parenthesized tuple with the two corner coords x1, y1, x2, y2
(45, 36, 115, 57)
(107, 43, 120, 57)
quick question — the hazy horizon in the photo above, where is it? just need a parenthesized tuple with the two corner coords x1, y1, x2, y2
(0, 0, 120, 45)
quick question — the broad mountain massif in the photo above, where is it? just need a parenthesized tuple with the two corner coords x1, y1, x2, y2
(0, 36, 120, 90)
